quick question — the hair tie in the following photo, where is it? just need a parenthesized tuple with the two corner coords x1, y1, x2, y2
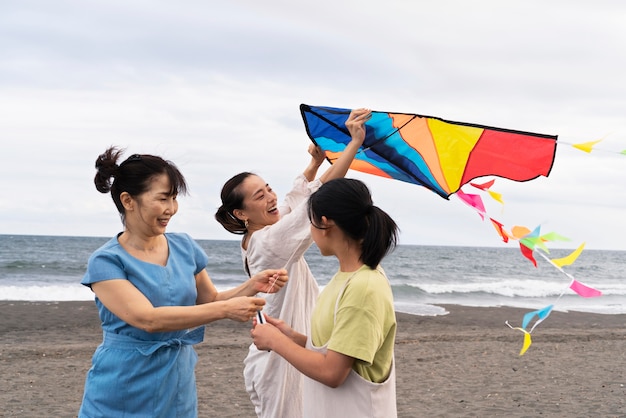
(120, 154, 142, 166)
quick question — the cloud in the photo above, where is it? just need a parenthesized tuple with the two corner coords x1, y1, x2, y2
(0, 0, 625, 250)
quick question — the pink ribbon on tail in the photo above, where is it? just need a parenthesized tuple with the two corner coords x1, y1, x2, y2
(455, 189, 486, 220)
(569, 279, 602, 298)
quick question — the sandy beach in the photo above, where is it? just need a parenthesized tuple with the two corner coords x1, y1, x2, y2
(0, 301, 624, 417)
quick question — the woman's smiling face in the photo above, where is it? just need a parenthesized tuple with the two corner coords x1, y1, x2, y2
(126, 173, 179, 236)
(236, 174, 280, 231)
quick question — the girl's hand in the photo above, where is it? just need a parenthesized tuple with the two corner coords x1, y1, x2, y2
(224, 296, 266, 322)
(263, 314, 294, 338)
(345, 108, 371, 146)
(250, 269, 288, 294)
(251, 314, 293, 350)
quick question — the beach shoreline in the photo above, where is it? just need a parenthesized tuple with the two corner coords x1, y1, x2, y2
(1, 301, 624, 417)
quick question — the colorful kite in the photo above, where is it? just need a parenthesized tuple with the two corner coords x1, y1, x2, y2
(299, 104, 607, 356)
(300, 104, 559, 199)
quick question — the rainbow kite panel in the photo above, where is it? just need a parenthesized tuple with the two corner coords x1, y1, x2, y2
(300, 104, 558, 199)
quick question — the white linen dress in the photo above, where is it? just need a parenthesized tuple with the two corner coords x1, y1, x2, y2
(242, 174, 321, 418)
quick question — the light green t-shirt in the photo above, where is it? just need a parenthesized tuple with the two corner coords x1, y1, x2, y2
(310, 265, 396, 383)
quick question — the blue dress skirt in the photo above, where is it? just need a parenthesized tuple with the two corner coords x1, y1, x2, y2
(80, 327, 204, 417)
(79, 233, 209, 417)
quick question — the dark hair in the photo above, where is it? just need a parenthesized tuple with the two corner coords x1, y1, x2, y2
(94, 146, 188, 224)
(308, 178, 398, 269)
(215, 172, 255, 235)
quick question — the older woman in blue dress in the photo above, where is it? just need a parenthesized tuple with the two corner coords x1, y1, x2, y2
(78, 147, 287, 417)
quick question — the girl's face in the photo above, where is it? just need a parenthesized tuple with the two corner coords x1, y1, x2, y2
(236, 175, 280, 230)
(127, 174, 178, 236)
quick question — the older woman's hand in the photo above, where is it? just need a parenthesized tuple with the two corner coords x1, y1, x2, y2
(223, 296, 266, 322)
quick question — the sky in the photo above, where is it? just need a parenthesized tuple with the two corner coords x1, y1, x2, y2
(1, 0, 625, 251)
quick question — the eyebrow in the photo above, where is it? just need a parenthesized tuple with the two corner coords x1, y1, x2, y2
(251, 184, 269, 198)
(156, 191, 174, 197)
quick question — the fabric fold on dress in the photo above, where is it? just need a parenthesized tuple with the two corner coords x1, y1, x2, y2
(102, 326, 205, 356)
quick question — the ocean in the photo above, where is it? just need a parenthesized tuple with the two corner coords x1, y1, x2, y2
(1, 234, 625, 316)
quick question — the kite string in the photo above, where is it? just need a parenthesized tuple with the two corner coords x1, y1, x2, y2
(458, 183, 582, 348)
(514, 250, 572, 335)
(527, 250, 573, 332)
(257, 235, 310, 326)
(264, 235, 311, 293)
(535, 250, 576, 293)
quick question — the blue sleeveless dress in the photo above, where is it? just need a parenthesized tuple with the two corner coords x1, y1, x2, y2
(79, 233, 208, 418)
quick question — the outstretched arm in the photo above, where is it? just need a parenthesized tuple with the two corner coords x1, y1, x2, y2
(252, 315, 355, 388)
(91, 275, 266, 333)
(210, 268, 288, 301)
(303, 144, 326, 181)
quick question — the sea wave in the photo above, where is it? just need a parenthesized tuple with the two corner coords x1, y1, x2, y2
(2, 235, 625, 315)
(405, 279, 626, 298)
(0, 285, 95, 302)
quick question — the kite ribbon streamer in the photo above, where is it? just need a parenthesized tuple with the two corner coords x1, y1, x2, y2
(551, 242, 585, 267)
(507, 304, 554, 356)
(522, 305, 554, 333)
(490, 218, 510, 243)
(470, 180, 504, 204)
(506, 250, 602, 355)
(572, 139, 603, 153)
(505, 322, 533, 356)
(569, 279, 603, 298)
(518, 243, 537, 267)
(455, 190, 486, 220)
(535, 250, 602, 298)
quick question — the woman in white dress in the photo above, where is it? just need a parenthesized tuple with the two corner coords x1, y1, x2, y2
(215, 108, 370, 418)
(251, 177, 399, 418)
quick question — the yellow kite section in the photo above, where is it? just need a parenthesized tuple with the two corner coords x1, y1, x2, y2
(427, 119, 484, 191)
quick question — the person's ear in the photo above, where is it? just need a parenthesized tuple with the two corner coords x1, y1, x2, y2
(233, 209, 246, 222)
(320, 216, 335, 233)
(120, 192, 134, 211)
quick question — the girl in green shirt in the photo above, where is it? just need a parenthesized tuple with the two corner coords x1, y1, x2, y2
(252, 177, 399, 418)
